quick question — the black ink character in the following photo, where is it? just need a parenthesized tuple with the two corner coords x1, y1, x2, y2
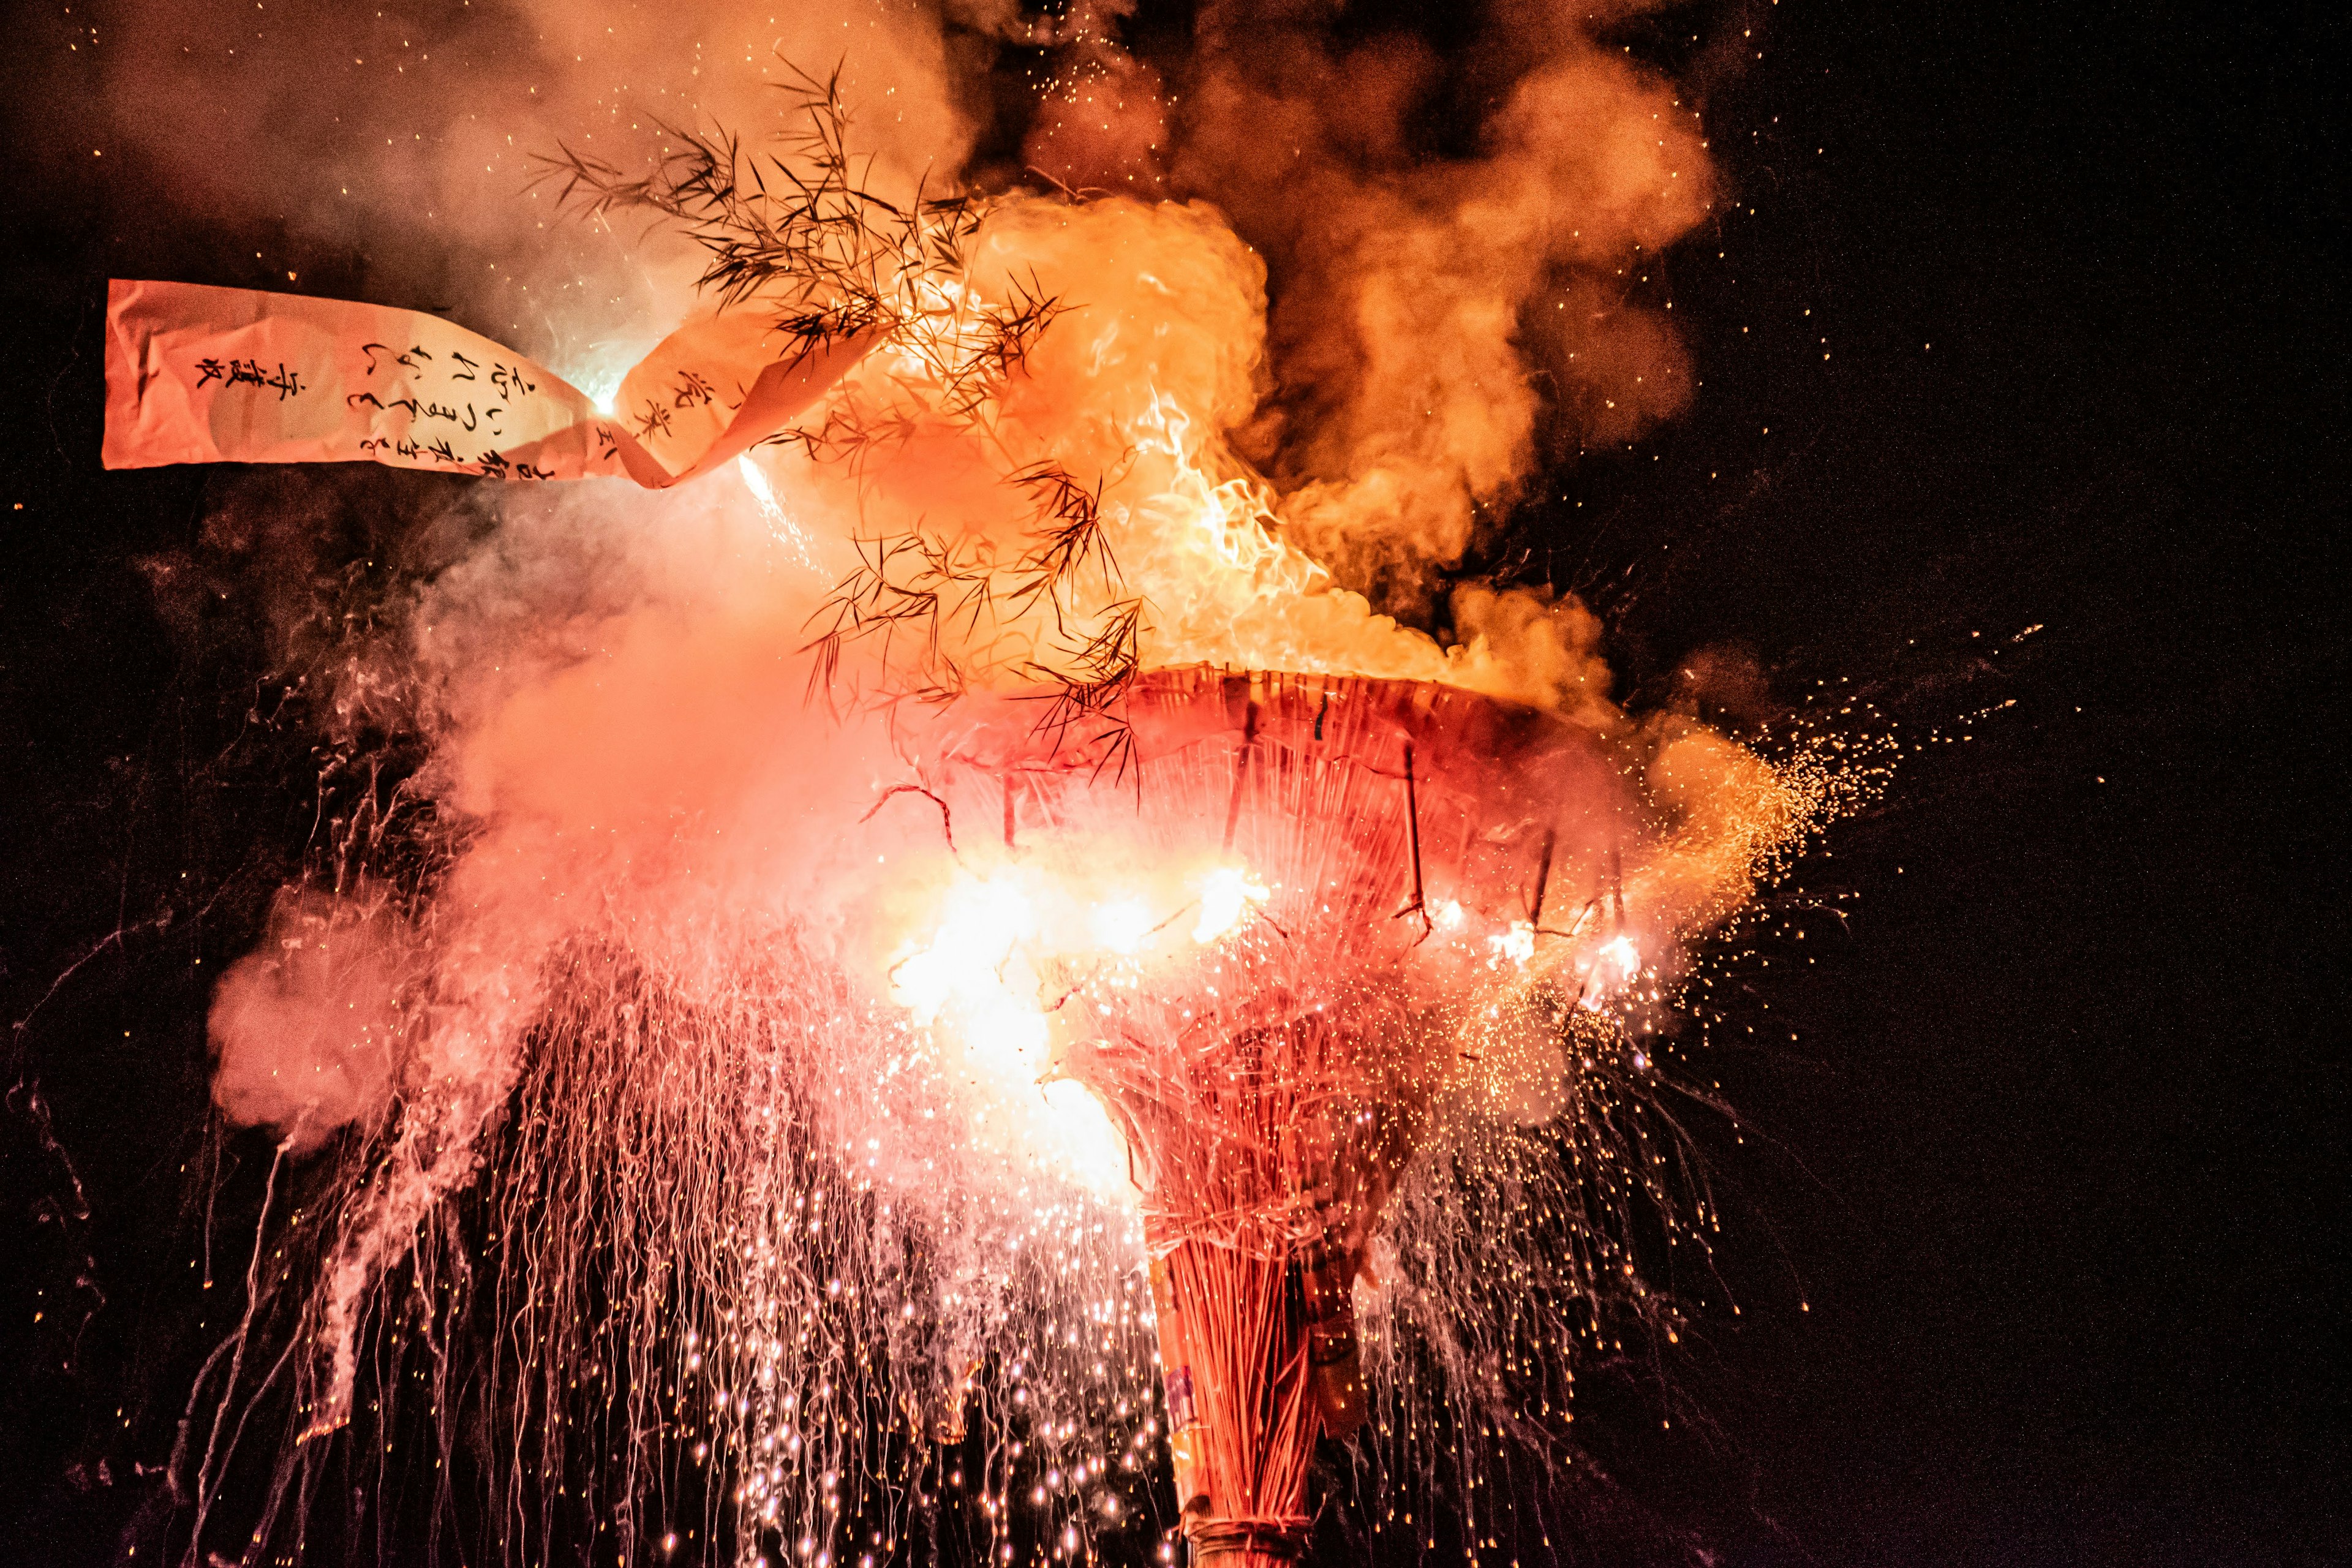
(359, 343, 393, 375)
(634, 400, 674, 441)
(673, 369, 720, 409)
(490, 362, 537, 401)
(396, 345, 434, 369)
(477, 450, 511, 478)
(195, 357, 227, 388)
(448, 351, 480, 382)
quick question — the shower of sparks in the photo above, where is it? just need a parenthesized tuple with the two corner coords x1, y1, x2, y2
(156, 72, 1899, 1568)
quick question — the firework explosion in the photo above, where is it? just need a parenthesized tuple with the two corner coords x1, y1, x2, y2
(89, 14, 1896, 1568)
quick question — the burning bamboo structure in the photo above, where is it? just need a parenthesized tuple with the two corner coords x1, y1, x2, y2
(928, 665, 1625, 1563)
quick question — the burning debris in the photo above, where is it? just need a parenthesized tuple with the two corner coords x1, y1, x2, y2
(104, 37, 1882, 1568)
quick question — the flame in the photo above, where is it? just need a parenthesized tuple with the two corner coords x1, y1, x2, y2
(1118, 376, 1464, 687)
(1190, 866, 1270, 945)
(1487, 919, 1537, 968)
(1575, 933, 1645, 1011)
(1600, 933, 1642, 983)
(883, 867, 1156, 1197)
(888, 872, 1035, 1029)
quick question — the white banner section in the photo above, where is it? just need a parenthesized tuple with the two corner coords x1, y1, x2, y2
(102, 279, 873, 488)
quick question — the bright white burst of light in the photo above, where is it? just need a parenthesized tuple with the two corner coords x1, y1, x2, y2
(1089, 896, 1156, 955)
(578, 366, 624, 416)
(889, 876, 1034, 1027)
(1578, 932, 1646, 1010)
(1602, 933, 1642, 982)
(1191, 865, 1270, 944)
(1038, 1079, 1131, 1194)
(1487, 918, 1537, 967)
(886, 872, 1132, 1197)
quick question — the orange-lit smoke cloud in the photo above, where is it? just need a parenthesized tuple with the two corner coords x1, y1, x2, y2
(33, 0, 1714, 600)
(30, 2, 1784, 1166)
(32, 10, 1863, 1479)
(1029, 0, 1716, 600)
(17, 0, 984, 375)
(206, 889, 416, 1155)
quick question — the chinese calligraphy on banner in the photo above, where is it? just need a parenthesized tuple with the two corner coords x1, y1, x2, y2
(102, 279, 875, 488)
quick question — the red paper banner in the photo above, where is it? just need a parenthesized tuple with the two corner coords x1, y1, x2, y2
(102, 279, 873, 487)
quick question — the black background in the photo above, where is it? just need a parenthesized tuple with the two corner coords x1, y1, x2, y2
(2, 1, 2342, 1565)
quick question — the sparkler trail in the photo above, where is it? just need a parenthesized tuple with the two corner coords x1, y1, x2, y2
(61, 13, 1895, 1568)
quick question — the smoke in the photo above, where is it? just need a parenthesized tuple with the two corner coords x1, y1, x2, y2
(19, 2, 1884, 1558)
(23, 0, 984, 377)
(49, 0, 1781, 1317)
(31, 0, 1710, 585)
(205, 887, 417, 1153)
(998, 0, 1719, 605)
(29, 0, 1715, 644)
(1166, 2, 1714, 600)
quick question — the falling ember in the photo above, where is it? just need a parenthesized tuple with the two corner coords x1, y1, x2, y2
(111, 39, 1894, 1568)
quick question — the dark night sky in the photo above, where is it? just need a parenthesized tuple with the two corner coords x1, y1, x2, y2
(1, 2, 2342, 1566)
